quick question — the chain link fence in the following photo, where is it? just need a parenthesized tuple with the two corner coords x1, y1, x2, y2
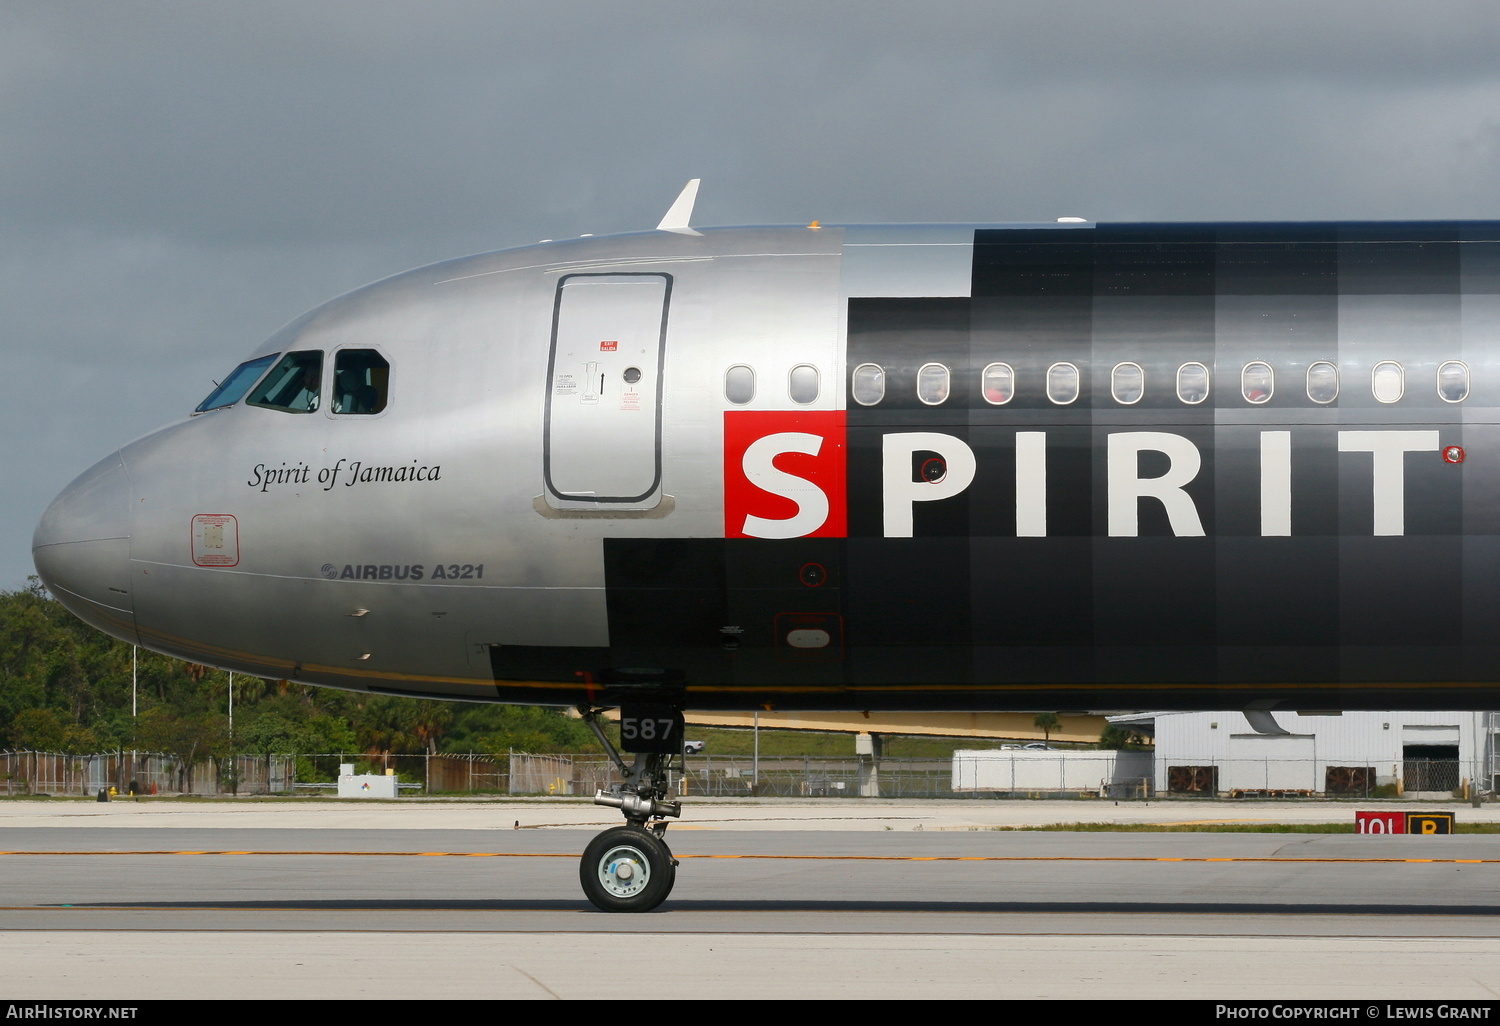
(0, 749, 1478, 799)
(0, 750, 953, 798)
(1, 750, 295, 797)
(1162, 757, 1467, 798)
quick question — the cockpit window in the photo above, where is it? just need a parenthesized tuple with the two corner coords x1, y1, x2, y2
(194, 354, 277, 413)
(246, 351, 323, 413)
(332, 349, 390, 415)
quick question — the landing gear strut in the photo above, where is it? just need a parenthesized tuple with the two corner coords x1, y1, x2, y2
(578, 704, 683, 912)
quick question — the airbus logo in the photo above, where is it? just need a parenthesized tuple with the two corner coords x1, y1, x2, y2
(321, 563, 428, 581)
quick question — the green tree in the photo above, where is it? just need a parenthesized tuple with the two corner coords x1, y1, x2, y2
(1098, 724, 1150, 750)
(9, 709, 66, 751)
(1033, 712, 1061, 745)
(0, 582, 607, 785)
(135, 708, 231, 791)
(442, 704, 601, 755)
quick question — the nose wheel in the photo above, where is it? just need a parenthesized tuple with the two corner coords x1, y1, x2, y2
(580, 826, 676, 912)
(577, 703, 685, 912)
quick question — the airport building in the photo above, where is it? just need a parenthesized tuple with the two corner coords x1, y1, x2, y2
(1112, 710, 1500, 799)
(952, 711, 1500, 799)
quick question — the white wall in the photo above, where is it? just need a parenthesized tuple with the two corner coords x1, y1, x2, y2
(952, 750, 1153, 792)
(1150, 711, 1492, 794)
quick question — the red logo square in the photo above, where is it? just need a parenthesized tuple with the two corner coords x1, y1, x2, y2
(724, 411, 846, 538)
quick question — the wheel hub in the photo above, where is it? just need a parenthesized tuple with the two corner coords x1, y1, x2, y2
(598, 845, 650, 898)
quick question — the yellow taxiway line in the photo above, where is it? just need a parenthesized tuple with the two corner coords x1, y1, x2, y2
(0, 850, 1493, 865)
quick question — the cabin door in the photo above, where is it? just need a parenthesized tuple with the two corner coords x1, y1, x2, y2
(543, 272, 671, 510)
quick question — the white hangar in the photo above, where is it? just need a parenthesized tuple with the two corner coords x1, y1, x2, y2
(1110, 711, 1500, 799)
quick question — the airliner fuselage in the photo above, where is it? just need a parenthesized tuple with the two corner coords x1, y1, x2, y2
(34, 220, 1500, 715)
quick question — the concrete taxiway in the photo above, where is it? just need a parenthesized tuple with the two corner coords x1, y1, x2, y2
(4, 794, 1495, 829)
(1, 797, 1497, 1000)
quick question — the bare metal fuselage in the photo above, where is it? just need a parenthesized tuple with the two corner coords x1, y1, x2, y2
(33, 221, 1500, 712)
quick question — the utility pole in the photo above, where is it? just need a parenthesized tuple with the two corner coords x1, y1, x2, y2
(752, 710, 759, 795)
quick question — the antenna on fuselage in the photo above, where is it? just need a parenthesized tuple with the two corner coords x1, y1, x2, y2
(656, 179, 702, 236)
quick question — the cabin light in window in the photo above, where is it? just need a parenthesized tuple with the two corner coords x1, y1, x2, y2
(1046, 362, 1080, 405)
(1438, 360, 1469, 403)
(1241, 362, 1274, 404)
(1176, 362, 1209, 405)
(917, 362, 950, 405)
(981, 363, 1015, 405)
(1306, 361, 1339, 404)
(1111, 362, 1144, 405)
(725, 364, 755, 405)
(850, 363, 885, 406)
(789, 364, 820, 405)
(1372, 361, 1404, 404)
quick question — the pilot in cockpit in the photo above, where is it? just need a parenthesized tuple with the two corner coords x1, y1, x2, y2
(334, 368, 378, 414)
(296, 362, 321, 412)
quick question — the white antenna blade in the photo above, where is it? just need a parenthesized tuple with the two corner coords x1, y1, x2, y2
(656, 179, 702, 235)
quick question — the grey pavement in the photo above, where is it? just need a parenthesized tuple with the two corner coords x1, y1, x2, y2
(1, 795, 1492, 831)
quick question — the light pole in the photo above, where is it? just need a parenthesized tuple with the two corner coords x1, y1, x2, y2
(752, 710, 759, 795)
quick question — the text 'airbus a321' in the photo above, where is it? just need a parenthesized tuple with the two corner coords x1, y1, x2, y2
(33, 181, 1500, 909)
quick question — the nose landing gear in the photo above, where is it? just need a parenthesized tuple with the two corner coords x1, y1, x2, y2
(578, 703, 684, 912)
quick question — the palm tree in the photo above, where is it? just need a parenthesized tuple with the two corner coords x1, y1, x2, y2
(1032, 712, 1060, 746)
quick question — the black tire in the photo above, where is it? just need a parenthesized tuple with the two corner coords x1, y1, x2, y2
(580, 826, 675, 912)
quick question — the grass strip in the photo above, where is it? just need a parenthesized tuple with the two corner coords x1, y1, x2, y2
(991, 822, 1500, 833)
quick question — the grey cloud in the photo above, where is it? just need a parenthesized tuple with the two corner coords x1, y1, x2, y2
(8, 2, 1500, 586)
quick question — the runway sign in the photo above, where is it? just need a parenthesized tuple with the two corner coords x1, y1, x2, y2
(1355, 810, 1455, 834)
(1406, 811, 1455, 834)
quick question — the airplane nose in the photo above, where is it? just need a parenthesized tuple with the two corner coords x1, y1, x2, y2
(32, 452, 137, 641)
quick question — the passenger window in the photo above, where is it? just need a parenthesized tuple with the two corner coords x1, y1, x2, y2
(1241, 362, 1274, 404)
(725, 365, 755, 405)
(981, 363, 1014, 405)
(195, 354, 276, 413)
(1306, 361, 1339, 404)
(1111, 363, 1144, 405)
(1438, 361, 1469, 403)
(332, 349, 389, 415)
(850, 363, 884, 406)
(1176, 363, 1209, 405)
(789, 364, 820, 405)
(917, 363, 950, 405)
(1372, 361, 1404, 403)
(1046, 362, 1079, 405)
(247, 351, 323, 413)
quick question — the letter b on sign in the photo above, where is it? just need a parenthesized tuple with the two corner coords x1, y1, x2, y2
(1406, 812, 1454, 835)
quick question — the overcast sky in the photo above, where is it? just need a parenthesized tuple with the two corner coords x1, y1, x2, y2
(8, 1, 1500, 588)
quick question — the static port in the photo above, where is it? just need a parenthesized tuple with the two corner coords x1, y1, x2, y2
(920, 458, 947, 483)
(799, 562, 827, 588)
